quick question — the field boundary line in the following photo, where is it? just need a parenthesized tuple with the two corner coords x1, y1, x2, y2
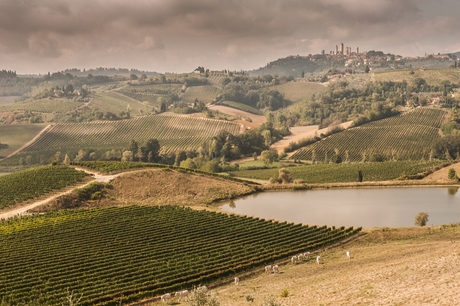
(0, 124, 52, 161)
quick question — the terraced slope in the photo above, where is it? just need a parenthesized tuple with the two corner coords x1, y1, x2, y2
(15, 114, 239, 156)
(291, 108, 447, 162)
(0, 206, 360, 305)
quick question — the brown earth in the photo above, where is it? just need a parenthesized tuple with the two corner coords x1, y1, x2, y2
(148, 226, 460, 305)
(270, 121, 353, 154)
(35, 168, 255, 212)
(423, 161, 460, 183)
(207, 105, 267, 127)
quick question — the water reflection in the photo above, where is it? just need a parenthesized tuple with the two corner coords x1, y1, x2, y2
(448, 187, 459, 196)
(220, 188, 460, 228)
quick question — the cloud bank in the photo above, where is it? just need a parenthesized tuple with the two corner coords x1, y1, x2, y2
(0, 0, 458, 74)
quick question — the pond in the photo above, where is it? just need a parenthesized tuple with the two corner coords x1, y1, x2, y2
(219, 187, 460, 228)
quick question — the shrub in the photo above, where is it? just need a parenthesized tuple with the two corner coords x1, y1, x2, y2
(261, 295, 282, 306)
(448, 168, 457, 179)
(185, 288, 220, 306)
(278, 168, 292, 184)
(280, 289, 289, 298)
(414, 212, 429, 226)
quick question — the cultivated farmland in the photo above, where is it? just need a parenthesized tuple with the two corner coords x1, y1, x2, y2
(16, 114, 240, 156)
(372, 68, 460, 86)
(0, 206, 360, 305)
(290, 108, 447, 162)
(270, 82, 326, 104)
(231, 160, 447, 183)
(181, 86, 221, 104)
(0, 164, 89, 209)
(0, 99, 83, 114)
(90, 92, 144, 116)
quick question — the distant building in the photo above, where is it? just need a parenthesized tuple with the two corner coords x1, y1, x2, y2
(356, 47, 359, 54)
(335, 45, 338, 54)
(321, 50, 325, 55)
(340, 43, 344, 54)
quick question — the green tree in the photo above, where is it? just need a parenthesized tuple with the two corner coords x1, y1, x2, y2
(261, 150, 274, 166)
(365, 65, 370, 73)
(414, 212, 429, 226)
(175, 150, 187, 166)
(180, 158, 197, 169)
(301, 71, 305, 78)
(143, 139, 161, 163)
(278, 168, 292, 184)
(448, 168, 457, 179)
(128, 140, 138, 161)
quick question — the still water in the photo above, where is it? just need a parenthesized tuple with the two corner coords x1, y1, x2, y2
(220, 187, 460, 228)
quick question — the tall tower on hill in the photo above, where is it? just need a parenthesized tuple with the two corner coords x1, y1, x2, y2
(356, 47, 359, 54)
(335, 45, 338, 55)
(340, 43, 344, 54)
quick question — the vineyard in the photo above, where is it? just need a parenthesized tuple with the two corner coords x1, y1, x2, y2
(0, 99, 83, 114)
(372, 68, 460, 86)
(0, 124, 48, 157)
(0, 164, 89, 209)
(0, 206, 361, 305)
(231, 160, 448, 183)
(181, 86, 221, 104)
(291, 108, 448, 162)
(221, 101, 264, 115)
(207, 73, 227, 88)
(16, 114, 240, 155)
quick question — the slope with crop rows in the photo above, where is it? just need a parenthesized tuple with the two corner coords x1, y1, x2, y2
(291, 108, 447, 162)
(0, 206, 360, 305)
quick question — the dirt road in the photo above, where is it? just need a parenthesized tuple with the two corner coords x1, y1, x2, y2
(0, 167, 119, 220)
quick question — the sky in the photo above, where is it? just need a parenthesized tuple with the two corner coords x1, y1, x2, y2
(1, 0, 460, 75)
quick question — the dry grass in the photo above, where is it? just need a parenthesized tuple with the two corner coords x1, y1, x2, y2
(38, 169, 254, 211)
(209, 226, 460, 305)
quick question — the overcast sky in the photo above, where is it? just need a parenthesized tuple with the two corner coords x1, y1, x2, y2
(1, 0, 460, 75)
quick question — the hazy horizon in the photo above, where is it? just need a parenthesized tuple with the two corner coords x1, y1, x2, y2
(1, 0, 460, 75)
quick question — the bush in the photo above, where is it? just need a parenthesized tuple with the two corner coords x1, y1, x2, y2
(280, 289, 289, 298)
(448, 168, 457, 179)
(330, 153, 342, 164)
(414, 212, 429, 226)
(278, 168, 292, 184)
(185, 288, 220, 306)
(261, 295, 282, 306)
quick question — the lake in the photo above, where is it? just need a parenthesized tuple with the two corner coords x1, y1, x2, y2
(219, 187, 460, 228)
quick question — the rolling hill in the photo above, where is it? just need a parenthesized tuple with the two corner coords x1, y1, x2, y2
(290, 107, 448, 162)
(1, 114, 240, 165)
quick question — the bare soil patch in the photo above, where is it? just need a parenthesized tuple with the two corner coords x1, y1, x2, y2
(423, 161, 460, 183)
(211, 226, 460, 306)
(207, 105, 266, 127)
(270, 121, 353, 154)
(35, 169, 255, 212)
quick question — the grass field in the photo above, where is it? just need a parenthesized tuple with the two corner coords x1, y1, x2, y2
(181, 86, 221, 104)
(221, 101, 264, 115)
(291, 108, 447, 162)
(270, 82, 325, 103)
(0, 99, 83, 114)
(230, 160, 447, 183)
(90, 92, 144, 116)
(373, 68, 460, 86)
(0, 124, 48, 158)
(0, 205, 359, 305)
(0, 96, 21, 105)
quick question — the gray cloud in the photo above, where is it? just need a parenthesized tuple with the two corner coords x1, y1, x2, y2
(0, 0, 458, 74)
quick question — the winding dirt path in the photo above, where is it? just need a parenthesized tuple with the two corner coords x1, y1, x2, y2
(0, 167, 120, 220)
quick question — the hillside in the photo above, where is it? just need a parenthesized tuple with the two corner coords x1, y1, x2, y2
(290, 108, 448, 162)
(268, 81, 326, 104)
(215, 226, 460, 305)
(1, 114, 240, 165)
(372, 68, 460, 85)
(34, 167, 254, 211)
(0, 205, 360, 305)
